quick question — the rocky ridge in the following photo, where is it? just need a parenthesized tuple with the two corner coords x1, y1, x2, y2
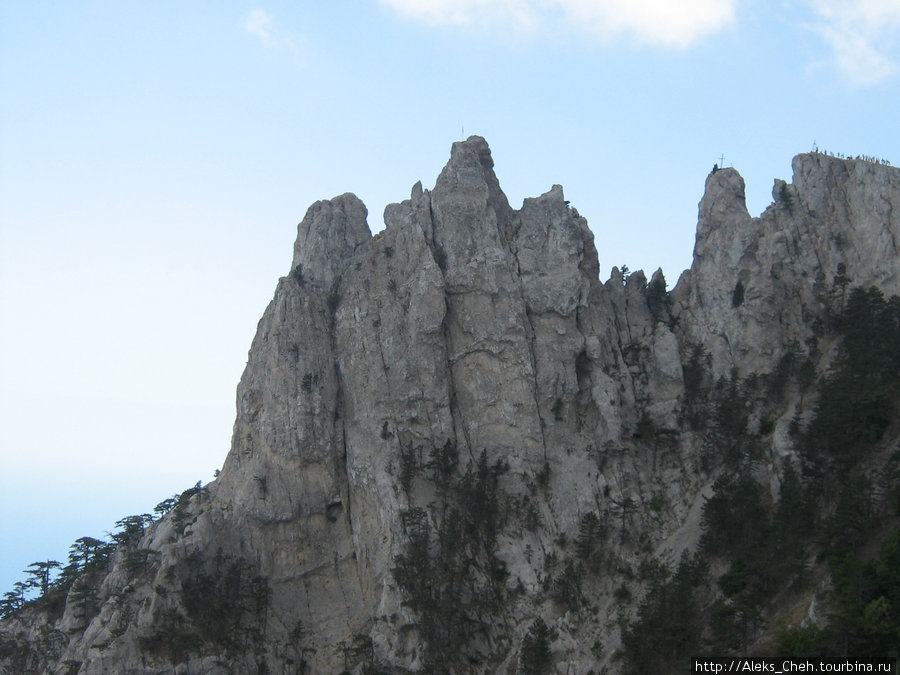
(1, 137, 899, 673)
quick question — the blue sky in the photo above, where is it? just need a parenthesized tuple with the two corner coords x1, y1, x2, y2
(1, 0, 899, 595)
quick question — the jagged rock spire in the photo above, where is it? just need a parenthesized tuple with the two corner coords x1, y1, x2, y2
(290, 192, 370, 288)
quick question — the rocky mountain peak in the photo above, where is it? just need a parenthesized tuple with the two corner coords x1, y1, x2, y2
(290, 192, 370, 288)
(3, 139, 899, 674)
(694, 167, 751, 261)
(432, 135, 515, 248)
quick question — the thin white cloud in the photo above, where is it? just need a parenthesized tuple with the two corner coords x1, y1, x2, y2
(379, 0, 737, 48)
(243, 8, 304, 65)
(805, 0, 900, 84)
(380, 0, 545, 32)
(244, 8, 277, 43)
(560, 0, 736, 48)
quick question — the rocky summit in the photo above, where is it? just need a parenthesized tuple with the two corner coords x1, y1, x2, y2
(2, 137, 899, 673)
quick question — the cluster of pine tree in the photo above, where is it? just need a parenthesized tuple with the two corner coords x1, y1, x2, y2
(392, 442, 511, 670)
(622, 286, 900, 672)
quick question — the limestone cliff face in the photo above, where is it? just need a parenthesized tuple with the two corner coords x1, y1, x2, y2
(2, 139, 898, 674)
(676, 156, 900, 378)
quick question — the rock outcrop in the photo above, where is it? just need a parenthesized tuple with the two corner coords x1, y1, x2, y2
(2, 138, 898, 673)
(677, 157, 900, 377)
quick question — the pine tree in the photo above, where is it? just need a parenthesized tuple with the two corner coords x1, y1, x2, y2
(24, 561, 60, 597)
(517, 617, 552, 674)
(575, 512, 602, 561)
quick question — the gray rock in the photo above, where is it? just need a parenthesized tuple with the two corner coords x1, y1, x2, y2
(3, 141, 898, 674)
